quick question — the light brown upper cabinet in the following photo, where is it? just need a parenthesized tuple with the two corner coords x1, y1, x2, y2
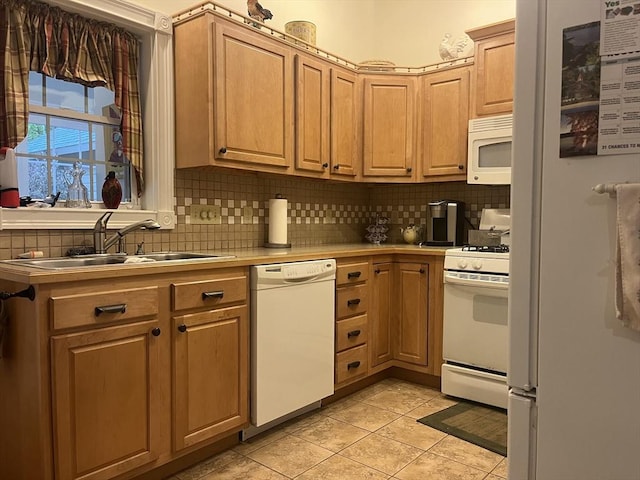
(362, 76, 416, 181)
(294, 53, 330, 177)
(466, 19, 515, 118)
(174, 14, 294, 172)
(330, 67, 361, 179)
(420, 66, 470, 180)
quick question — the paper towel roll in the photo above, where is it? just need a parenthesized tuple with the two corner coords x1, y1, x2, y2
(268, 197, 289, 246)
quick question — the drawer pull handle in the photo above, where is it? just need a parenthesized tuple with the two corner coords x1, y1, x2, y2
(347, 271, 361, 279)
(94, 304, 126, 316)
(202, 290, 224, 300)
(347, 329, 361, 338)
(178, 324, 187, 333)
(151, 327, 161, 337)
(347, 298, 361, 306)
(347, 361, 361, 370)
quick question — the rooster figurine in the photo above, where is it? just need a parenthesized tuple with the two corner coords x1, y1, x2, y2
(247, 0, 273, 24)
(438, 33, 470, 61)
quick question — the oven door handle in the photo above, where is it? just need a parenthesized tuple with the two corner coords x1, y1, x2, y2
(444, 274, 509, 290)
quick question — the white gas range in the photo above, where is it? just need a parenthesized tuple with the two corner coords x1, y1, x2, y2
(441, 244, 510, 409)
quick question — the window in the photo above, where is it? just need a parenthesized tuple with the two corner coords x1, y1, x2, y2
(18, 73, 133, 204)
(0, 0, 175, 230)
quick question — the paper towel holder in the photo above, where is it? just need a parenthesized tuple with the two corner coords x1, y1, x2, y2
(265, 193, 292, 248)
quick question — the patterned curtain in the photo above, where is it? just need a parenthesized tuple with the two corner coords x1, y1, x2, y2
(0, 0, 145, 195)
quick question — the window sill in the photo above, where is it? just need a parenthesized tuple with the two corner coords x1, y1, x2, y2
(0, 206, 175, 230)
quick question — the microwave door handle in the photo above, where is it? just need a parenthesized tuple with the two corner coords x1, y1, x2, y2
(444, 274, 509, 290)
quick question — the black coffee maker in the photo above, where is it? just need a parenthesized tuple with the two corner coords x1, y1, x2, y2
(425, 200, 465, 246)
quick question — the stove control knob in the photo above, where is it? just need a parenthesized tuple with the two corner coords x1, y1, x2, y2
(458, 259, 468, 269)
(472, 260, 483, 270)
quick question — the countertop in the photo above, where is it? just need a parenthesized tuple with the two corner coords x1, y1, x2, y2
(0, 243, 450, 285)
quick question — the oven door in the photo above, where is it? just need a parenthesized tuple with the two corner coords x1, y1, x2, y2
(443, 271, 509, 373)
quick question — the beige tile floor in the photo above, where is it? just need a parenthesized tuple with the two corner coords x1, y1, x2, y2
(168, 378, 508, 480)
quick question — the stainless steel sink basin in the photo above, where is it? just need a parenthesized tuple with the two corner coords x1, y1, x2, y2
(2, 252, 235, 270)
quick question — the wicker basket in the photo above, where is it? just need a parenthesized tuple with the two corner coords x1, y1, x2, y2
(285, 21, 316, 45)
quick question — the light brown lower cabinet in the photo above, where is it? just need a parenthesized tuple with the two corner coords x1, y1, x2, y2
(369, 262, 393, 367)
(51, 321, 163, 480)
(0, 268, 249, 480)
(394, 262, 429, 365)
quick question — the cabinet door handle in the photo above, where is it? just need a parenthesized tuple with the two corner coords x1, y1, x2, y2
(347, 329, 361, 338)
(333, 164, 340, 170)
(419, 268, 425, 274)
(406, 167, 412, 173)
(347, 361, 361, 370)
(202, 290, 224, 300)
(94, 303, 126, 316)
(374, 268, 381, 274)
(322, 162, 329, 168)
(347, 271, 361, 279)
(219, 147, 227, 154)
(458, 164, 464, 170)
(347, 298, 361, 306)
(177, 324, 187, 333)
(151, 327, 161, 337)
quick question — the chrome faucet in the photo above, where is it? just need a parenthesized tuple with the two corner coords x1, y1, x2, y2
(93, 212, 161, 254)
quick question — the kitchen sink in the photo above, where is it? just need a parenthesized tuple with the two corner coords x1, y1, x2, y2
(2, 252, 236, 270)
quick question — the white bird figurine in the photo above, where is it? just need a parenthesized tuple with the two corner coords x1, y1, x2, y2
(438, 33, 470, 61)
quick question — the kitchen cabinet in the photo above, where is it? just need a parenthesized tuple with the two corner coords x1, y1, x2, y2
(369, 261, 393, 367)
(171, 275, 249, 451)
(0, 267, 249, 480)
(293, 57, 360, 180)
(330, 67, 361, 179)
(174, 13, 294, 173)
(466, 19, 515, 118)
(294, 53, 330, 176)
(362, 76, 416, 181)
(334, 259, 370, 387)
(393, 262, 428, 365)
(419, 66, 470, 180)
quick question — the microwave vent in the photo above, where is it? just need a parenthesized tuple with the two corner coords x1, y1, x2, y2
(469, 114, 513, 133)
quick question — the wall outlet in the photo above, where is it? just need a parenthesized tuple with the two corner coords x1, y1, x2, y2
(191, 204, 221, 224)
(242, 206, 253, 224)
(324, 208, 335, 224)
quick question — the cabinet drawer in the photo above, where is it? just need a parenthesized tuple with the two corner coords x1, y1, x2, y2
(335, 345, 368, 385)
(336, 314, 368, 352)
(172, 275, 247, 312)
(51, 286, 159, 330)
(336, 262, 369, 286)
(336, 284, 368, 319)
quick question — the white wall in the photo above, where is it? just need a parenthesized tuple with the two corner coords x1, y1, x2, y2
(133, 0, 515, 66)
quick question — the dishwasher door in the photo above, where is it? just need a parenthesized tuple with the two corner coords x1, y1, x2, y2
(250, 259, 336, 429)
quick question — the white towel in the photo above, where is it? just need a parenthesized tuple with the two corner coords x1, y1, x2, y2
(615, 183, 640, 331)
(0, 148, 19, 208)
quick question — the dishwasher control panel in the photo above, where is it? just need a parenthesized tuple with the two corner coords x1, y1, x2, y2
(251, 259, 336, 288)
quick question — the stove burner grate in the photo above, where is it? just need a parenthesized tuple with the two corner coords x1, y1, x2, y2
(462, 244, 510, 253)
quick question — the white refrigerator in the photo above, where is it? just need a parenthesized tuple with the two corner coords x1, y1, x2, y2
(508, 0, 640, 479)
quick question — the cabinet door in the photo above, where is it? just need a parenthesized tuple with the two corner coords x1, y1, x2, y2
(362, 76, 416, 179)
(394, 262, 429, 365)
(469, 23, 515, 117)
(421, 67, 470, 179)
(51, 322, 162, 480)
(214, 22, 293, 170)
(370, 263, 393, 366)
(330, 67, 360, 179)
(294, 53, 330, 176)
(173, 305, 248, 451)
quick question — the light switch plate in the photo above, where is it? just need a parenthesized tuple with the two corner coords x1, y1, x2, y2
(242, 206, 253, 224)
(191, 204, 221, 224)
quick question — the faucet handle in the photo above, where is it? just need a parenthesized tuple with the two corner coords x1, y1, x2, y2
(95, 211, 113, 230)
(136, 242, 145, 255)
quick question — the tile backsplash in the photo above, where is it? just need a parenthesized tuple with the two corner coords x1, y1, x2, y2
(0, 168, 510, 260)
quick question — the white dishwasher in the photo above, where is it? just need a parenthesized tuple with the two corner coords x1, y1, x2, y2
(244, 259, 336, 440)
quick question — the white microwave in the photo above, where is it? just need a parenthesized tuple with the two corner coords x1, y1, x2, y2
(467, 113, 512, 185)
